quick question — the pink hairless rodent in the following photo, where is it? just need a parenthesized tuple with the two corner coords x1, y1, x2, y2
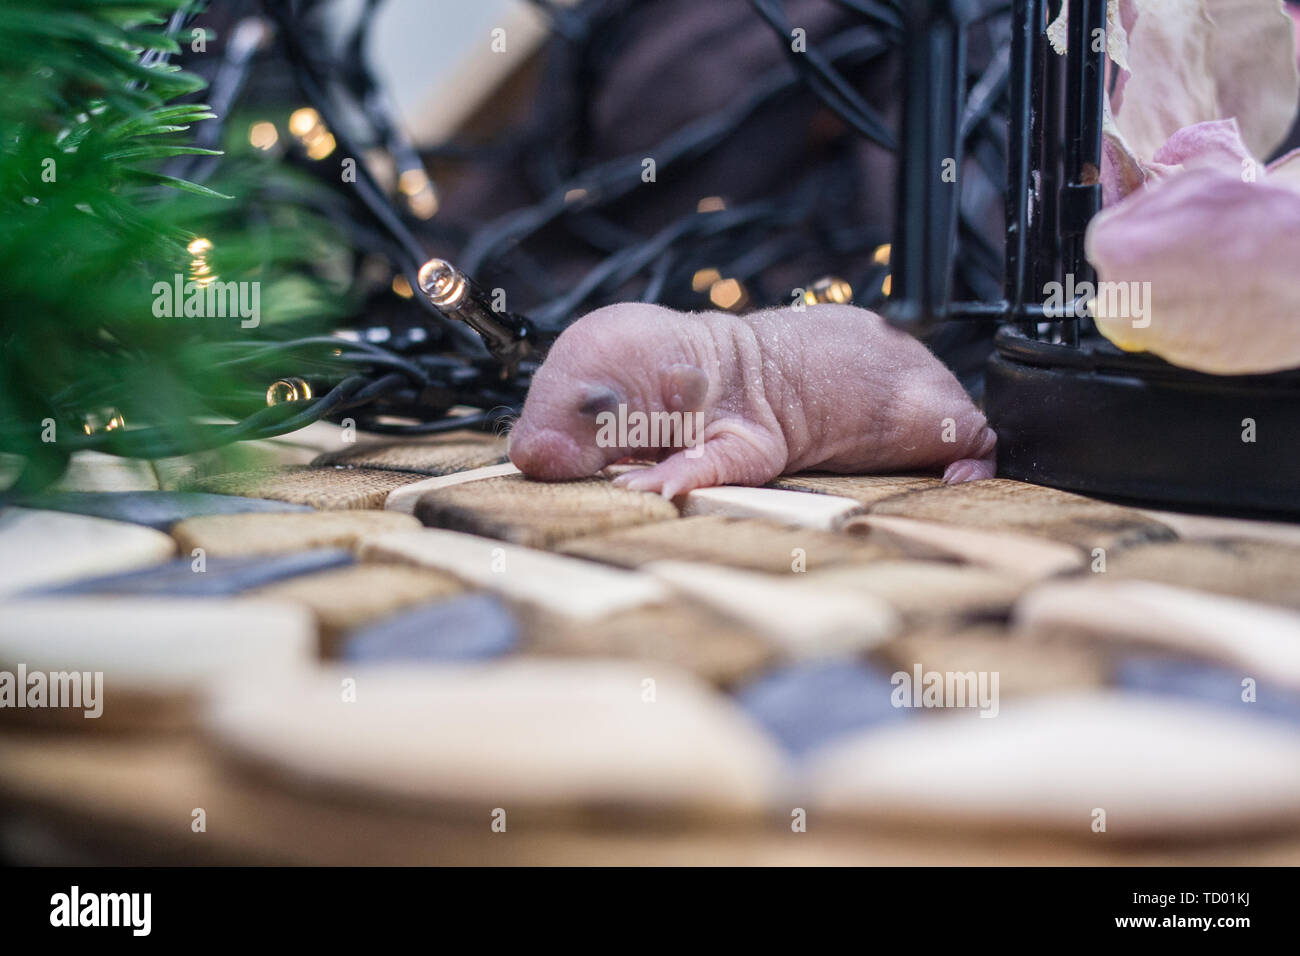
(508, 302, 996, 498)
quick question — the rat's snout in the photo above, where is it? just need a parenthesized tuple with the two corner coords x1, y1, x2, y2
(509, 426, 598, 481)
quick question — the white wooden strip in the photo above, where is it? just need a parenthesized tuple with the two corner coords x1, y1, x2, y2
(807, 692, 1300, 836)
(1139, 508, 1300, 548)
(0, 508, 175, 597)
(52, 452, 160, 492)
(204, 660, 782, 813)
(679, 486, 863, 530)
(1014, 579, 1300, 687)
(384, 462, 521, 514)
(644, 560, 899, 658)
(843, 514, 1084, 579)
(0, 598, 315, 693)
(360, 527, 666, 620)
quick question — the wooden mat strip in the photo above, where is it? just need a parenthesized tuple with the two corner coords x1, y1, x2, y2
(185, 466, 424, 510)
(385, 463, 520, 513)
(558, 514, 900, 573)
(412, 475, 679, 549)
(1014, 579, 1300, 687)
(248, 563, 465, 657)
(679, 486, 863, 530)
(871, 627, 1109, 702)
(520, 603, 776, 688)
(360, 528, 668, 621)
(808, 560, 1029, 627)
(768, 473, 942, 507)
(1096, 538, 1300, 610)
(172, 510, 420, 557)
(841, 514, 1083, 580)
(868, 478, 1176, 551)
(313, 434, 508, 476)
(50, 452, 159, 493)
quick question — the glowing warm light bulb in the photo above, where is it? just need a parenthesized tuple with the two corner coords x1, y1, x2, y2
(288, 107, 321, 137)
(416, 259, 467, 307)
(187, 237, 216, 287)
(81, 409, 125, 434)
(398, 168, 438, 219)
(803, 276, 853, 306)
(248, 121, 278, 150)
(709, 278, 747, 311)
(691, 267, 722, 293)
(398, 169, 429, 196)
(304, 130, 336, 160)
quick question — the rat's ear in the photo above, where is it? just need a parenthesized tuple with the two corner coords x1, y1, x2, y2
(577, 384, 622, 417)
(665, 364, 709, 412)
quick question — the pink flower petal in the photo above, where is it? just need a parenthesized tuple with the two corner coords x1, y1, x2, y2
(1151, 117, 1255, 173)
(1267, 145, 1300, 188)
(1101, 123, 1147, 204)
(1085, 167, 1300, 373)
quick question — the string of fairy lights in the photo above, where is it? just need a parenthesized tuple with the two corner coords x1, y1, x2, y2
(67, 0, 1012, 460)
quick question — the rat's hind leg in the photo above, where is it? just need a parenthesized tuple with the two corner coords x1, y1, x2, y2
(943, 455, 996, 483)
(611, 430, 782, 498)
(942, 425, 997, 483)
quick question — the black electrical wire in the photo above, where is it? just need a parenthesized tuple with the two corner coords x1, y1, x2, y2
(749, 0, 898, 150)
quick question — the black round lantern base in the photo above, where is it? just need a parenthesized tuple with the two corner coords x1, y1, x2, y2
(984, 328, 1300, 520)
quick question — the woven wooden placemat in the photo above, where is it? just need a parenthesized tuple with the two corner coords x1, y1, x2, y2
(172, 510, 420, 557)
(0, 507, 177, 597)
(519, 601, 776, 688)
(360, 528, 668, 621)
(868, 478, 1176, 551)
(768, 473, 942, 507)
(0, 597, 315, 732)
(558, 515, 901, 573)
(313, 432, 508, 475)
(808, 559, 1028, 627)
(152, 441, 322, 491)
(1097, 538, 1300, 610)
(412, 474, 679, 548)
(872, 625, 1109, 701)
(679, 486, 864, 529)
(840, 514, 1085, 580)
(248, 562, 465, 656)
(186, 466, 424, 510)
(50, 452, 159, 493)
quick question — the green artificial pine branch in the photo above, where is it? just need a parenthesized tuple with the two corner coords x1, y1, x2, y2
(0, 0, 351, 491)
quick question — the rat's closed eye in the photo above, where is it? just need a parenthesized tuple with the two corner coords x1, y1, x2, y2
(577, 384, 621, 417)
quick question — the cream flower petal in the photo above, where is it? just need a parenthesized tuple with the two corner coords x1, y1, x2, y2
(1112, 0, 1219, 161)
(1047, 0, 1130, 69)
(1054, 1, 1296, 164)
(1202, 0, 1299, 160)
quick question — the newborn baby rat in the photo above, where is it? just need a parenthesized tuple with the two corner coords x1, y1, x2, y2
(508, 302, 996, 497)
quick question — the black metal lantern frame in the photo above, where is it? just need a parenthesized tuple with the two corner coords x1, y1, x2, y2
(888, 0, 1300, 518)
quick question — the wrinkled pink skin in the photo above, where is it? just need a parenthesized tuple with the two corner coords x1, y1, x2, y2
(508, 303, 996, 497)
